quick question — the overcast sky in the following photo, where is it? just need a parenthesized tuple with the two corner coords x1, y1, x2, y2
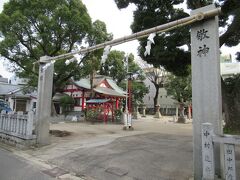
(0, 0, 239, 78)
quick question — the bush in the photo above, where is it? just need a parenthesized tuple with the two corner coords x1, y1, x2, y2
(85, 108, 101, 123)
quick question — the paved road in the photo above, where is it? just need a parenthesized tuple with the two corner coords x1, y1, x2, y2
(0, 148, 54, 180)
(50, 133, 194, 180)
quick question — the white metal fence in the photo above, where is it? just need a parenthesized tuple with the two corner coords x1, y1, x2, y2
(0, 111, 35, 140)
(202, 123, 240, 180)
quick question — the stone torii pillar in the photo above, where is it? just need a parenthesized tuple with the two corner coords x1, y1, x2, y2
(36, 56, 54, 145)
(191, 5, 223, 179)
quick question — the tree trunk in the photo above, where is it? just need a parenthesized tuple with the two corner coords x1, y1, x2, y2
(153, 85, 160, 112)
(90, 70, 96, 98)
(222, 78, 240, 133)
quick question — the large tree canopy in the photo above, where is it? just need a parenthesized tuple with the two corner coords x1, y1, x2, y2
(114, 0, 240, 76)
(101, 51, 141, 84)
(0, 0, 111, 93)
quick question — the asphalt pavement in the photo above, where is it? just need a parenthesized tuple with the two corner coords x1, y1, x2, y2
(0, 148, 54, 180)
(49, 133, 194, 180)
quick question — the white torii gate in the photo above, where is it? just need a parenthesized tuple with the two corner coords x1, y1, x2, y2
(36, 5, 222, 180)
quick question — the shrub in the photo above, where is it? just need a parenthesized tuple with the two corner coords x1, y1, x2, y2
(60, 95, 74, 114)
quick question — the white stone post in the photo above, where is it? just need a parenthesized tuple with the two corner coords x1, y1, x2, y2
(0, 111, 6, 130)
(36, 56, 54, 145)
(142, 105, 146, 117)
(9, 111, 15, 132)
(0, 111, 3, 130)
(202, 123, 215, 180)
(17, 111, 23, 135)
(224, 144, 236, 180)
(26, 111, 34, 136)
(7, 112, 10, 131)
(191, 5, 222, 179)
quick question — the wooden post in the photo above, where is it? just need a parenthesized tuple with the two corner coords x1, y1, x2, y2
(191, 5, 222, 179)
(81, 90, 85, 110)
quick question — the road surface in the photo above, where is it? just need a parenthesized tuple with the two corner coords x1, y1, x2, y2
(0, 148, 54, 180)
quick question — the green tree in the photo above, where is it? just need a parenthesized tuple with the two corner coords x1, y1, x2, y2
(101, 51, 141, 84)
(101, 50, 126, 84)
(165, 74, 192, 123)
(144, 67, 168, 110)
(222, 74, 240, 133)
(114, 0, 240, 129)
(114, 0, 190, 76)
(0, 0, 111, 94)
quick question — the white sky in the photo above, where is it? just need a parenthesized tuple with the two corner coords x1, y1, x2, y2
(81, 0, 139, 54)
(0, 0, 239, 78)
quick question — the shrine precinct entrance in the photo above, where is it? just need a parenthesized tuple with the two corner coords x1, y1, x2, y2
(35, 4, 223, 180)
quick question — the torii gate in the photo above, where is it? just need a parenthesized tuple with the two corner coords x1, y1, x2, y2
(36, 5, 222, 180)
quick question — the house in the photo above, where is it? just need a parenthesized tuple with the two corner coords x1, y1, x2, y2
(0, 80, 37, 113)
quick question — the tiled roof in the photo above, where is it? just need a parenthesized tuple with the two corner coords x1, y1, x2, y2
(73, 76, 126, 97)
(0, 83, 37, 98)
(74, 79, 91, 89)
(0, 83, 21, 95)
(94, 87, 125, 97)
(106, 79, 126, 95)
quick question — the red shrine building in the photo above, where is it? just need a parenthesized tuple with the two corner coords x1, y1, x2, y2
(63, 75, 126, 121)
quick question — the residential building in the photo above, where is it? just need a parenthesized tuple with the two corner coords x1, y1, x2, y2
(0, 78, 37, 113)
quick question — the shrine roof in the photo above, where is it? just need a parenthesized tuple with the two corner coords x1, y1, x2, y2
(74, 79, 91, 89)
(106, 79, 126, 95)
(94, 87, 126, 97)
(86, 99, 110, 104)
